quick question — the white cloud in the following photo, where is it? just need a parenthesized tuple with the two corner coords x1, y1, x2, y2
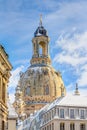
(67, 88, 87, 96)
(8, 65, 24, 89)
(13, 59, 30, 66)
(53, 30, 87, 88)
(9, 93, 15, 103)
(8, 65, 24, 102)
(77, 64, 87, 87)
(45, 1, 87, 34)
(54, 31, 87, 67)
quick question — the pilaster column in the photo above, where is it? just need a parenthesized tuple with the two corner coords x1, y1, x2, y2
(46, 42, 48, 55)
(65, 122, 70, 130)
(86, 123, 87, 130)
(5, 84, 7, 104)
(75, 122, 80, 130)
(0, 76, 2, 100)
(54, 120, 59, 130)
(0, 115, 2, 130)
(55, 107, 57, 116)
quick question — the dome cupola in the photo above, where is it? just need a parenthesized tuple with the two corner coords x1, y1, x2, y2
(34, 15, 48, 37)
(31, 15, 51, 66)
(34, 26, 48, 37)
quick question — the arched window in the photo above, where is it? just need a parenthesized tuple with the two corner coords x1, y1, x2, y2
(25, 86, 30, 95)
(70, 123, 75, 130)
(45, 85, 49, 95)
(80, 124, 85, 130)
(39, 41, 46, 56)
(39, 46, 43, 55)
(60, 123, 65, 130)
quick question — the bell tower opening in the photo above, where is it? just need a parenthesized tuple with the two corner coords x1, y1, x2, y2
(39, 43, 43, 56)
(39, 41, 47, 57)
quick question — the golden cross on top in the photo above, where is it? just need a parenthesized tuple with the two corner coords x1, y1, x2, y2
(39, 14, 42, 26)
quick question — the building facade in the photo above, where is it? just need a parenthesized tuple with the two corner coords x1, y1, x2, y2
(40, 88, 87, 130)
(14, 17, 66, 117)
(17, 88, 87, 130)
(0, 45, 12, 130)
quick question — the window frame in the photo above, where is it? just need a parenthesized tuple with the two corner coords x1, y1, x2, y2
(60, 108, 64, 118)
(70, 109, 74, 119)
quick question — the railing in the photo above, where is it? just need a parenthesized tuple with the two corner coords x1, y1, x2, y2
(32, 54, 49, 58)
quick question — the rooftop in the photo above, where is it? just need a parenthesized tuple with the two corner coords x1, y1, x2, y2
(46, 93, 87, 111)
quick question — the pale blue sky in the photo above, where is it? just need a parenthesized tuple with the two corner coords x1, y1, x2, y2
(0, 0, 87, 102)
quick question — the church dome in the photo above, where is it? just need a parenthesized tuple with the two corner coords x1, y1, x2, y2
(14, 17, 66, 116)
(19, 65, 65, 102)
(34, 26, 48, 37)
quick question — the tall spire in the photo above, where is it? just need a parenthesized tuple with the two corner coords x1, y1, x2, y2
(34, 15, 48, 37)
(39, 14, 42, 27)
(74, 83, 80, 95)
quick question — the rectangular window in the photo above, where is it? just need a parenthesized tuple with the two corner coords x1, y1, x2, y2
(70, 123, 75, 130)
(44, 115, 46, 123)
(80, 110, 85, 119)
(70, 109, 74, 118)
(60, 109, 64, 118)
(52, 110, 54, 118)
(45, 127, 46, 130)
(57, 108, 59, 116)
(49, 112, 51, 120)
(60, 123, 65, 130)
(2, 121, 4, 130)
(67, 108, 69, 117)
(80, 124, 85, 130)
